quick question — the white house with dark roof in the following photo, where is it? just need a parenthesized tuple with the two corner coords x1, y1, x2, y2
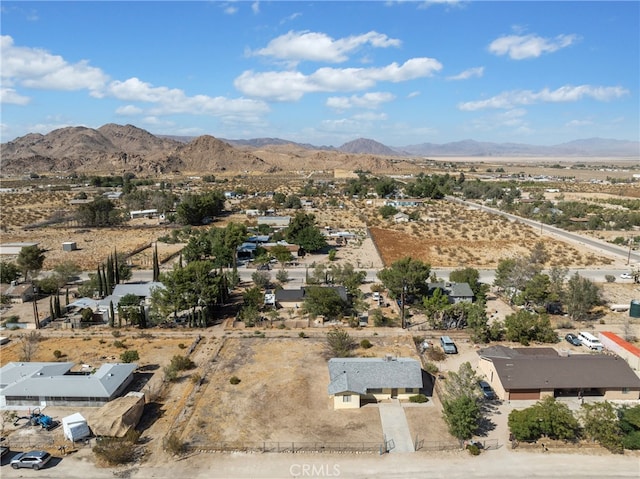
(427, 282, 474, 303)
(0, 361, 137, 408)
(328, 357, 423, 409)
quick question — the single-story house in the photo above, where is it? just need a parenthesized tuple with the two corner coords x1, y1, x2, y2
(275, 286, 348, 310)
(0, 242, 38, 256)
(599, 331, 640, 371)
(257, 216, 291, 228)
(477, 345, 640, 401)
(0, 361, 137, 407)
(130, 209, 158, 219)
(0, 282, 34, 303)
(328, 357, 423, 409)
(427, 282, 474, 303)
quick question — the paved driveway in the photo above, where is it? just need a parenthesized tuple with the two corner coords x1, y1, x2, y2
(378, 400, 414, 453)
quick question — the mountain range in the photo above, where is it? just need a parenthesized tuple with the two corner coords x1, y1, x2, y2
(1, 123, 637, 175)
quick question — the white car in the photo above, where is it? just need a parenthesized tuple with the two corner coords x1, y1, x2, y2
(620, 273, 633, 280)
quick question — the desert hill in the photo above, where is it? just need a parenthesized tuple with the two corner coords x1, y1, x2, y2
(2, 123, 637, 176)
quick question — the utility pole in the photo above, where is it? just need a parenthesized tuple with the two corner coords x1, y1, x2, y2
(31, 281, 40, 329)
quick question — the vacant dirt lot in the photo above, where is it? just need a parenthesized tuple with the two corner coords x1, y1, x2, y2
(0, 330, 194, 368)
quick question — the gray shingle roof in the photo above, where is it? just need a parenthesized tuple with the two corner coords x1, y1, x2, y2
(328, 357, 423, 395)
(427, 282, 474, 299)
(0, 362, 137, 399)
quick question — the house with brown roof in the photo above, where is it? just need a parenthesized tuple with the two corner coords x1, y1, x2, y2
(477, 345, 640, 401)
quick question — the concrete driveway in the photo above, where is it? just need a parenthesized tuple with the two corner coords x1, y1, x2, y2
(378, 399, 414, 453)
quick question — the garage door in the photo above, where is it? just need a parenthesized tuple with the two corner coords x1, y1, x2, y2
(509, 389, 540, 400)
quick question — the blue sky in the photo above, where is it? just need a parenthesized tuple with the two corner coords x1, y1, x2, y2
(1, 1, 638, 147)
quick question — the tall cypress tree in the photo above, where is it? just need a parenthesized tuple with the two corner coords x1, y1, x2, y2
(65, 287, 70, 306)
(109, 300, 115, 328)
(97, 265, 103, 297)
(54, 294, 61, 318)
(114, 249, 120, 285)
(49, 296, 55, 320)
(106, 256, 114, 293)
(152, 244, 160, 282)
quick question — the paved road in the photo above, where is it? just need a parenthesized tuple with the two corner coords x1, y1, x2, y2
(378, 400, 414, 453)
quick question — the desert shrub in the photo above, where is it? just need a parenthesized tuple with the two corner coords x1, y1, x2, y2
(93, 436, 138, 465)
(190, 373, 202, 384)
(178, 343, 186, 349)
(113, 340, 127, 349)
(409, 394, 429, 403)
(112, 330, 122, 338)
(169, 355, 195, 371)
(230, 376, 241, 385)
(360, 339, 373, 349)
(426, 346, 447, 362)
(164, 432, 185, 455)
(298, 332, 307, 338)
(53, 350, 63, 359)
(466, 444, 480, 455)
(424, 362, 439, 375)
(120, 350, 139, 363)
(605, 275, 616, 283)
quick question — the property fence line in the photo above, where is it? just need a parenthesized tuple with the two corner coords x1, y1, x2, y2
(418, 440, 462, 451)
(5, 436, 55, 449)
(185, 441, 384, 454)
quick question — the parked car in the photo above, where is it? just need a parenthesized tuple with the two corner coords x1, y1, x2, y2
(478, 380, 496, 400)
(565, 333, 581, 346)
(257, 263, 270, 271)
(10, 450, 51, 470)
(440, 336, 457, 354)
(620, 273, 632, 279)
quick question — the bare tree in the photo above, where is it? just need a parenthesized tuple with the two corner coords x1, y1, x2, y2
(19, 331, 41, 361)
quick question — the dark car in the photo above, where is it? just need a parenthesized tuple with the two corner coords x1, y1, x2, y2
(478, 380, 496, 400)
(10, 450, 51, 470)
(565, 333, 581, 346)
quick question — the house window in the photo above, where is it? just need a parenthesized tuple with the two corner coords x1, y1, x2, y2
(405, 388, 416, 393)
(369, 389, 383, 394)
(622, 388, 630, 394)
(342, 395, 351, 403)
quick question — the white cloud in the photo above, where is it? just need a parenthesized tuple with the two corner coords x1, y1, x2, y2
(1, 87, 30, 105)
(417, 0, 464, 9)
(469, 109, 532, 135)
(115, 105, 143, 115)
(222, 3, 238, 15)
(0, 35, 108, 95)
(235, 58, 442, 101)
(326, 92, 395, 111)
(107, 77, 270, 120)
(280, 12, 301, 25)
(458, 85, 628, 111)
(251, 1, 260, 14)
(488, 33, 579, 60)
(352, 112, 387, 121)
(407, 91, 421, 98)
(250, 30, 401, 64)
(566, 119, 593, 127)
(447, 66, 484, 81)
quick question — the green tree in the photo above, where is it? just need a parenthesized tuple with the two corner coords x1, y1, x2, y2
(493, 257, 541, 303)
(152, 244, 160, 282)
(176, 191, 225, 226)
(504, 310, 557, 345)
(16, 245, 46, 280)
(53, 260, 80, 288)
(326, 328, 354, 357)
(508, 397, 579, 441)
(441, 362, 483, 441)
(521, 273, 551, 307)
(619, 405, 640, 450)
(581, 402, 623, 453)
(303, 286, 348, 320)
(565, 273, 601, 321)
(77, 197, 123, 226)
(377, 256, 431, 300)
(0, 261, 20, 284)
(378, 205, 398, 219)
(285, 213, 327, 252)
(118, 293, 144, 326)
(269, 244, 293, 267)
